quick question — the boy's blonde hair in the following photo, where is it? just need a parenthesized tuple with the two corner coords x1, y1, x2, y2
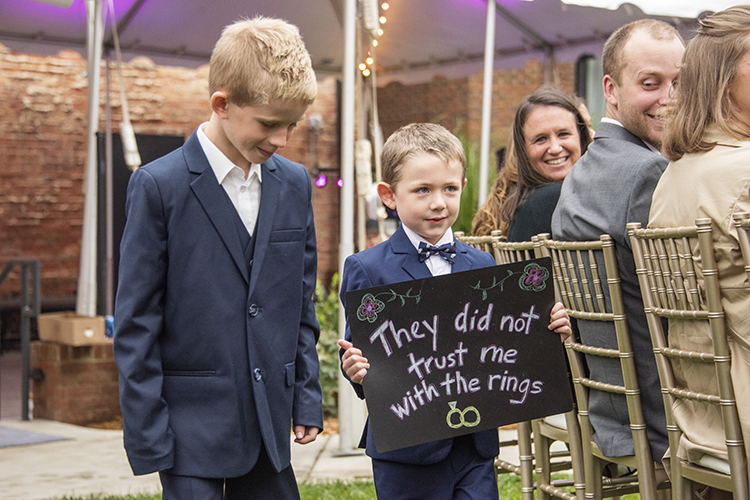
(381, 123, 466, 188)
(209, 16, 317, 106)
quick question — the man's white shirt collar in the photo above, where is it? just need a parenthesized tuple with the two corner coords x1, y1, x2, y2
(600, 117, 661, 154)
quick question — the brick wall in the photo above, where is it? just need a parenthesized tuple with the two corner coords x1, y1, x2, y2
(31, 341, 120, 425)
(1, 43, 575, 303)
(0, 44, 341, 300)
(379, 59, 576, 155)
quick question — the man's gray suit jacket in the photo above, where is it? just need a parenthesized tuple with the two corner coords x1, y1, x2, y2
(551, 121, 669, 460)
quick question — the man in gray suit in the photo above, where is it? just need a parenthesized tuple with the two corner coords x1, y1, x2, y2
(551, 19, 684, 461)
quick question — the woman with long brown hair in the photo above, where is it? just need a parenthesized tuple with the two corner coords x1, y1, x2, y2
(472, 87, 592, 240)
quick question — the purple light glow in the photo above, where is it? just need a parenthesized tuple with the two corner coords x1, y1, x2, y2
(336, 178, 344, 188)
(315, 174, 327, 188)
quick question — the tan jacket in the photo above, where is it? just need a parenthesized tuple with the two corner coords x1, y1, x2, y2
(649, 129, 750, 466)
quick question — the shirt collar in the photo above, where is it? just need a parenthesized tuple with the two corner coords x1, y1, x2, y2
(600, 117, 661, 154)
(402, 224, 454, 251)
(197, 122, 262, 184)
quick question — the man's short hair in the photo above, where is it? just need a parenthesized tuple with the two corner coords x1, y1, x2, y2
(209, 16, 317, 106)
(381, 123, 466, 188)
(602, 19, 683, 84)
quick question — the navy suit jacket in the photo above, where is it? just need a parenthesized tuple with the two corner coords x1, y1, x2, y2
(114, 130, 323, 477)
(339, 226, 500, 464)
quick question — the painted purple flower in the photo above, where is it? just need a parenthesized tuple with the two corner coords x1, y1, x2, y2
(519, 262, 549, 292)
(357, 293, 385, 323)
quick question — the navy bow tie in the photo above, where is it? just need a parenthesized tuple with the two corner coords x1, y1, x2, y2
(418, 241, 457, 264)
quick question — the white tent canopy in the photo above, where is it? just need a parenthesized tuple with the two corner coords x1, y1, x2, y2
(3, 0, 727, 446)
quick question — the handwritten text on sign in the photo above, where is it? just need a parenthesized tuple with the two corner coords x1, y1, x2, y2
(346, 258, 573, 453)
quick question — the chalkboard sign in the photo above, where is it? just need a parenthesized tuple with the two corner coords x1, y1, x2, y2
(346, 257, 573, 453)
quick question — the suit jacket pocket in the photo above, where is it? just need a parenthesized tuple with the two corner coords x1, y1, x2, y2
(269, 229, 304, 243)
(163, 369, 216, 377)
(285, 361, 295, 387)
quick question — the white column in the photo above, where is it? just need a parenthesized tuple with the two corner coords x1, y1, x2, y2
(478, 0, 496, 208)
(76, 0, 103, 317)
(337, 0, 367, 454)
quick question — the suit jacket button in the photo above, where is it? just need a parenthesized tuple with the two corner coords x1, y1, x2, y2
(253, 368, 262, 381)
(248, 304, 259, 316)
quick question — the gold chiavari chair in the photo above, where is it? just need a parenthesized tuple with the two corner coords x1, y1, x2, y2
(629, 219, 749, 500)
(526, 234, 586, 500)
(456, 230, 535, 499)
(538, 233, 670, 500)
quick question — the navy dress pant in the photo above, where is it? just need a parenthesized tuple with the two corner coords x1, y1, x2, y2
(159, 445, 300, 500)
(371, 434, 498, 500)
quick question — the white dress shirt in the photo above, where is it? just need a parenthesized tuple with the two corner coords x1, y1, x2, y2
(599, 117, 661, 154)
(402, 225, 454, 277)
(197, 123, 262, 235)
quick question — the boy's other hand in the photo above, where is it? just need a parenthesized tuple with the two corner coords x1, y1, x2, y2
(338, 339, 370, 384)
(293, 425, 319, 444)
(548, 302, 572, 342)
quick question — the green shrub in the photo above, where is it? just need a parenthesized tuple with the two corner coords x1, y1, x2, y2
(315, 274, 340, 418)
(454, 133, 497, 235)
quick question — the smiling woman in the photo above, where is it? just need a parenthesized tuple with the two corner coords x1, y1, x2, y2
(471, 86, 592, 241)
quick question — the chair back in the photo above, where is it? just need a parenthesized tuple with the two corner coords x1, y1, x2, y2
(461, 234, 495, 254)
(492, 233, 538, 265)
(538, 233, 664, 499)
(629, 219, 749, 499)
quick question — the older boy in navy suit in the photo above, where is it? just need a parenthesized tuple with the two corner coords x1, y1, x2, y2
(114, 18, 322, 500)
(339, 123, 571, 499)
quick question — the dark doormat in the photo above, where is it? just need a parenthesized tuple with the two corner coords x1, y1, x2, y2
(0, 425, 70, 448)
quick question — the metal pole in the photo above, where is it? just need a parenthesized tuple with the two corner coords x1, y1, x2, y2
(337, 0, 366, 455)
(77, 0, 103, 317)
(105, 53, 114, 316)
(478, 0, 496, 208)
(20, 263, 30, 421)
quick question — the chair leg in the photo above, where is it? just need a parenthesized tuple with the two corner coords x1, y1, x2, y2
(563, 411, 586, 500)
(533, 420, 553, 500)
(517, 421, 535, 500)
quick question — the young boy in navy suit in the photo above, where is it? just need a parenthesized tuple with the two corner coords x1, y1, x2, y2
(114, 17, 322, 500)
(339, 123, 572, 499)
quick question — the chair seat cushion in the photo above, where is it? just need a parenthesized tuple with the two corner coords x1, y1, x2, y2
(543, 413, 568, 430)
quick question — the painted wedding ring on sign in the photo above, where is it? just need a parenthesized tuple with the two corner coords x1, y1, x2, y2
(446, 401, 481, 429)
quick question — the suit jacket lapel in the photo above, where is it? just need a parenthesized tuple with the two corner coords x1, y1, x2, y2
(185, 133, 249, 283)
(248, 157, 281, 296)
(451, 244, 473, 273)
(389, 226, 432, 280)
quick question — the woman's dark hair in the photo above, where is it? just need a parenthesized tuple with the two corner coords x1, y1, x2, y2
(472, 86, 591, 235)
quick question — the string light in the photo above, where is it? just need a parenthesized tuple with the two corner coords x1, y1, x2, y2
(359, 1, 394, 76)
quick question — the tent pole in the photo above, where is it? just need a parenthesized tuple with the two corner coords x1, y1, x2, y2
(478, 0, 496, 209)
(337, 0, 366, 455)
(77, 0, 103, 317)
(105, 52, 114, 316)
